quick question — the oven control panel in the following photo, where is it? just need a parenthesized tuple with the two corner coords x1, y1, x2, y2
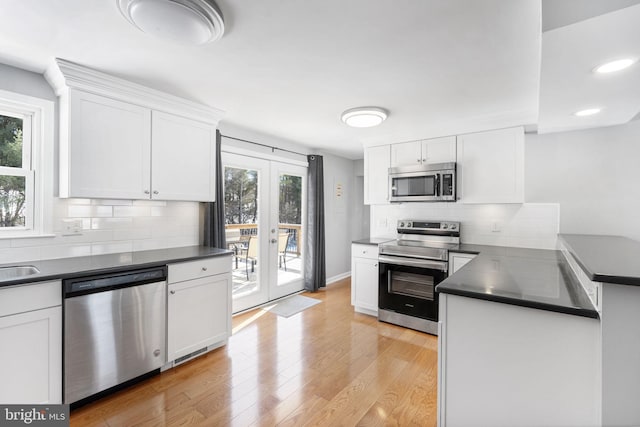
(397, 220, 460, 232)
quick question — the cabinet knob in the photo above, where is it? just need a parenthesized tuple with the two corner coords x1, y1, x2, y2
(153, 190, 159, 195)
(170, 290, 176, 295)
(144, 190, 150, 194)
(374, 263, 378, 267)
(416, 159, 421, 162)
(422, 158, 426, 162)
(202, 267, 208, 271)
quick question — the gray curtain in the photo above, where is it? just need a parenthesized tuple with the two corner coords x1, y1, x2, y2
(304, 155, 326, 291)
(203, 130, 226, 248)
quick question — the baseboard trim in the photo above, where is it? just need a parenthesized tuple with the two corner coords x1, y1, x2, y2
(327, 272, 351, 285)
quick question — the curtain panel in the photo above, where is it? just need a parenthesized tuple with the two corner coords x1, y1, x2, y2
(203, 130, 226, 249)
(304, 155, 326, 291)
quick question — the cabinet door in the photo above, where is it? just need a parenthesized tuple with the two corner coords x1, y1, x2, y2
(422, 136, 456, 164)
(390, 141, 422, 167)
(66, 90, 151, 199)
(167, 274, 230, 362)
(151, 112, 216, 202)
(457, 127, 524, 203)
(0, 306, 62, 404)
(364, 145, 391, 205)
(352, 257, 379, 314)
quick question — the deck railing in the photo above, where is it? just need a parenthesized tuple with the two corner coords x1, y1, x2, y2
(225, 223, 302, 255)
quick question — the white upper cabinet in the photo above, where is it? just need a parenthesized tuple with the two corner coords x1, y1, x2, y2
(151, 112, 215, 201)
(421, 136, 457, 164)
(65, 90, 152, 199)
(390, 136, 456, 167)
(390, 140, 422, 167)
(364, 145, 391, 205)
(457, 127, 524, 204)
(46, 58, 224, 202)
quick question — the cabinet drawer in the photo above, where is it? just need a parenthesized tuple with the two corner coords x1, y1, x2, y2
(0, 281, 61, 318)
(352, 244, 379, 260)
(168, 256, 232, 284)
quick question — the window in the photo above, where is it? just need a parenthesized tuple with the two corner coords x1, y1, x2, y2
(0, 90, 54, 237)
(0, 110, 32, 228)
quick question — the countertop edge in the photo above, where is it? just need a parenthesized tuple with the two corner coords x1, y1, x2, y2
(0, 248, 233, 288)
(352, 238, 394, 246)
(437, 286, 599, 319)
(559, 235, 640, 286)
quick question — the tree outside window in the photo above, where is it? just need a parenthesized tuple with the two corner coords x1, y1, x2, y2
(0, 113, 28, 228)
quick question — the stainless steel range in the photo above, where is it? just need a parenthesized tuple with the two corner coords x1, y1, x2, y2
(378, 220, 460, 335)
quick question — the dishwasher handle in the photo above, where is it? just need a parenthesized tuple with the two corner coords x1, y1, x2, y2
(64, 266, 167, 298)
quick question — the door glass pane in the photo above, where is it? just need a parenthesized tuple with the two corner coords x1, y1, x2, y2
(277, 173, 303, 286)
(224, 166, 260, 298)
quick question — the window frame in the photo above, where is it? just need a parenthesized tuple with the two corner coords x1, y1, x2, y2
(0, 89, 54, 238)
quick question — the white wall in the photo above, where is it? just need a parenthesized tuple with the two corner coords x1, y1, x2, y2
(526, 120, 640, 241)
(321, 152, 356, 282)
(351, 159, 369, 242)
(371, 203, 559, 249)
(0, 62, 55, 100)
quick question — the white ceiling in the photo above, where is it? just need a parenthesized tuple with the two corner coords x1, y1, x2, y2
(0, 1, 636, 158)
(538, 4, 640, 134)
(0, 0, 541, 159)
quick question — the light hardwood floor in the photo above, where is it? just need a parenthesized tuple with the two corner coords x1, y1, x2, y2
(70, 278, 438, 426)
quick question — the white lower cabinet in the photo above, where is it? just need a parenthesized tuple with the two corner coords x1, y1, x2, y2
(448, 252, 477, 276)
(438, 294, 600, 427)
(0, 281, 62, 404)
(351, 244, 379, 316)
(167, 256, 232, 365)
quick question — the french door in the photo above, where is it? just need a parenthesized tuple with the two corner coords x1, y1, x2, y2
(222, 152, 307, 313)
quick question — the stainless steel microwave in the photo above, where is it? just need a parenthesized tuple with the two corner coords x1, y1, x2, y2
(388, 162, 456, 202)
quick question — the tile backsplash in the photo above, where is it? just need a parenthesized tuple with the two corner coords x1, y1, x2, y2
(371, 203, 560, 249)
(0, 198, 200, 263)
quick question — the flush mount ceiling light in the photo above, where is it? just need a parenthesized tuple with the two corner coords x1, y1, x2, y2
(574, 108, 601, 117)
(341, 107, 389, 128)
(118, 0, 224, 45)
(594, 58, 636, 74)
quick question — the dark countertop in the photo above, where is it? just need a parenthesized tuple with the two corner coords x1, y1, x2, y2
(559, 234, 640, 286)
(352, 237, 394, 246)
(438, 245, 598, 319)
(0, 246, 232, 288)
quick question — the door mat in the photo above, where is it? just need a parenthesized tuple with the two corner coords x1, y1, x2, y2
(267, 295, 322, 318)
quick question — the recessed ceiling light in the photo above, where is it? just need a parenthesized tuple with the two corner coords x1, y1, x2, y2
(341, 107, 389, 128)
(574, 108, 601, 117)
(594, 58, 635, 74)
(118, 0, 225, 45)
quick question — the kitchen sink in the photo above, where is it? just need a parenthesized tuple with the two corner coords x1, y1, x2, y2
(0, 265, 40, 280)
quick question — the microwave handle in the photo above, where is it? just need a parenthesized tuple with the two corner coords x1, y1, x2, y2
(435, 174, 441, 197)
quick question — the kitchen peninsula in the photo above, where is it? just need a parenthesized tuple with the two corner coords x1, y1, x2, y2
(436, 235, 640, 427)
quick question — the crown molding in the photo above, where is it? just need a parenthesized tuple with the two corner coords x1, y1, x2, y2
(44, 58, 224, 125)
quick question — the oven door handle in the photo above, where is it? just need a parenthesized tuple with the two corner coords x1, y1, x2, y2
(378, 255, 448, 271)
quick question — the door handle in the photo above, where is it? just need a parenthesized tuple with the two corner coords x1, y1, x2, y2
(271, 238, 277, 244)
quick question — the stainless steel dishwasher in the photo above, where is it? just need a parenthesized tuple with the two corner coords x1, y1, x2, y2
(63, 267, 167, 405)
